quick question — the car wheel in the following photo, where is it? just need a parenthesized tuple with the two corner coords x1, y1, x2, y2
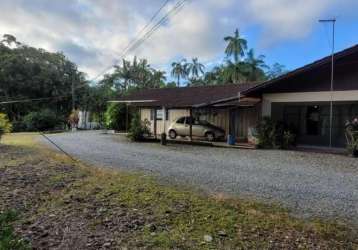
(205, 132, 215, 141)
(169, 130, 177, 139)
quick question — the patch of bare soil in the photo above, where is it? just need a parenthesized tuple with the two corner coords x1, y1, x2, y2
(0, 145, 150, 249)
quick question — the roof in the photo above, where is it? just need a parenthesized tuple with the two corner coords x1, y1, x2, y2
(117, 83, 259, 108)
(242, 44, 358, 96)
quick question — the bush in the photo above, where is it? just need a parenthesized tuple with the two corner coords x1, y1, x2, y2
(255, 116, 295, 149)
(23, 109, 62, 131)
(104, 103, 128, 131)
(0, 113, 12, 141)
(345, 118, 358, 156)
(127, 113, 150, 141)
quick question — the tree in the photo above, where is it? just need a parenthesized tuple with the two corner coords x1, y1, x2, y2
(267, 63, 288, 79)
(171, 59, 188, 87)
(244, 49, 268, 82)
(0, 34, 85, 127)
(222, 61, 247, 84)
(186, 58, 205, 80)
(224, 29, 247, 63)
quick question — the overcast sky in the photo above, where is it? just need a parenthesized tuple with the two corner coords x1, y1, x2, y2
(1, 0, 358, 79)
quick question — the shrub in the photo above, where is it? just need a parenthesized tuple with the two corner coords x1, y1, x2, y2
(104, 103, 128, 131)
(255, 116, 295, 149)
(345, 118, 358, 156)
(255, 117, 277, 148)
(23, 109, 62, 131)
(0, 113, 12, 141)
(127, 113, 150, 141)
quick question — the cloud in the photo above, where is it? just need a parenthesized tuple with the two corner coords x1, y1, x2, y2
(0, 0, 356, 78)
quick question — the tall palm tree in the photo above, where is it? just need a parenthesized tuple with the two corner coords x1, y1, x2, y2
(245, 49, 268, 82)
(186, 58, 205, 80)
(171, 59, 188, 87)
(224, 29, 247, 63)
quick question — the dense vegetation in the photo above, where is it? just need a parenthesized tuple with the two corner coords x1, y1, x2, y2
(0, 29, 287, 130)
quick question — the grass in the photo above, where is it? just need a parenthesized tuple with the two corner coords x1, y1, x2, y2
(0, 210, 29, 250)
(0, 133, 357, 249)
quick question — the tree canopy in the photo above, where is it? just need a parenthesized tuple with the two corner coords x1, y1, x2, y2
(0, 34, 85, 124)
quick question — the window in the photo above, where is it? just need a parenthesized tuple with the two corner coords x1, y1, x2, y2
(150, 109, 165, 121)
(186, 117, 194, 125)
(156, 109, 163, 120)
(177, 117, 185, 124)
(306, 105, 320, 135)
(165, 109, 169, 121)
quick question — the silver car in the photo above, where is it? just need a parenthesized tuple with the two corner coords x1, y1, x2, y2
(168, 116, 225, 141)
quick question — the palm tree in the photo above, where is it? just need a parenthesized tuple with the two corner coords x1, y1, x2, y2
(171, 59, 188, 87)
(186, 58, 205, 80)
(150, 70, 166, 88)
(223, 61, 246, 84)
(245, 49, 268, 82)
(119, 59, 131, 90)
(224, 29, 247, 63)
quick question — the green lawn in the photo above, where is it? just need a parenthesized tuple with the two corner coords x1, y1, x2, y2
(0, 133, 357, 249)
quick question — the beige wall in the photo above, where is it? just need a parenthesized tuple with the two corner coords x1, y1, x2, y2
(140, 108, 189, 136)
(199, 109, 230, 136)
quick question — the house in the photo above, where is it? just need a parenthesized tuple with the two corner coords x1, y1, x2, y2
(116, 44, 358, 148)
(117, 83, 262, 142)
(243, 44, 358, 148)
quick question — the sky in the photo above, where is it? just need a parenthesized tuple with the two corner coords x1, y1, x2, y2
(0, 0, 358, 80)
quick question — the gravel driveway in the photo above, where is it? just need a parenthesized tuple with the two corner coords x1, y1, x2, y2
(43, 131, 358, 223)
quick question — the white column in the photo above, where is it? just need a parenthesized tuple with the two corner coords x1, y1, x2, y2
(162, 107, 166, 135)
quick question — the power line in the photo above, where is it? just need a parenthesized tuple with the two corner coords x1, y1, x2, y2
(0, 0, 189, 105)
(40, 132, 77, 162)
(125, 0, 187, 55)
(120, 0, 172, 57)
(0, 96, 68, 104)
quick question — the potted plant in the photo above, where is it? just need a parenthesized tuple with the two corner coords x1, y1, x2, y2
(345, 118, 358, 157)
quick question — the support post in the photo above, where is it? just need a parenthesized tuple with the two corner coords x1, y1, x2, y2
(189, 108, 193, 141)
(154, 108, 157, 140)
(162, 107, 166, 136)
(126, 104, 129, 133)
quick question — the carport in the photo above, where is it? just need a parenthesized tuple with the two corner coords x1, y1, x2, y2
(111, 84, 261, 144)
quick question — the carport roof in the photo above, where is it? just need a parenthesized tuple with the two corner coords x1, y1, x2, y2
(113, 83, 259, 108)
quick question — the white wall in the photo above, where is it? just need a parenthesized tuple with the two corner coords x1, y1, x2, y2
(261, 90, 358, 117)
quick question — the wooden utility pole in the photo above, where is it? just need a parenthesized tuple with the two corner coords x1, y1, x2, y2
(71, 68, 76, 111)
(189, 108, 193, 141)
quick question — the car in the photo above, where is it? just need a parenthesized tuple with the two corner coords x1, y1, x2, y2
(168, 116, 225, 141)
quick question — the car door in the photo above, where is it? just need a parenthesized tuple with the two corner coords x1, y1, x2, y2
(184, 117, 203, 137)
(175, 117, 187, 136)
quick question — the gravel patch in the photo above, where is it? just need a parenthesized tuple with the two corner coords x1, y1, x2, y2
(42, 131, 358, 223)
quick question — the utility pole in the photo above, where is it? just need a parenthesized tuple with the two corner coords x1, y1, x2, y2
(71, 67, 76, 111)
(319, 18, 336, 148)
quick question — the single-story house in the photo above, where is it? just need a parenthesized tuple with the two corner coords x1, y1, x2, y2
(116, 44, 358, 148)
